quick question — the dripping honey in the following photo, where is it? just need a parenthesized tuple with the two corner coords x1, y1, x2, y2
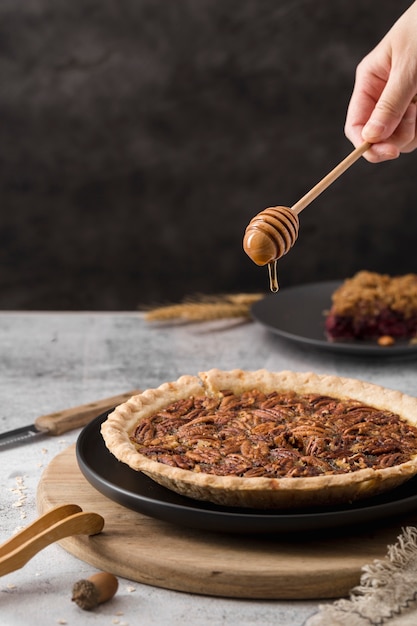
(268, 260, 279, 292)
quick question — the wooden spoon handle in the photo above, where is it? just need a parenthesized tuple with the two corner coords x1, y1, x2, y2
(0, 504, 104, 576)
(291, 141, 371, 215)
(34, 389, 141, 436)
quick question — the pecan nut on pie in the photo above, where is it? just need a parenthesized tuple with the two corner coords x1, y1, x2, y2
(325, 271, 417, 343)
(101, 369, 417, 509)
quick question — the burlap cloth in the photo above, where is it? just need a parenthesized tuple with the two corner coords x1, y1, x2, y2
(305, 527, 417, 626)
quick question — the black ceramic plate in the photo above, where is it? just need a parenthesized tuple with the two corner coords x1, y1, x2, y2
(76, 411, 417, 534)
(251, 280, 417, 356)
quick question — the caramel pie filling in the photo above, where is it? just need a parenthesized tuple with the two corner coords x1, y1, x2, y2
(130, 389, 417, 478)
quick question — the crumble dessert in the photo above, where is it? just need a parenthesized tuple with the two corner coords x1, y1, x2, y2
(101, 369, 417, 509)
(325, 271, 417, 343)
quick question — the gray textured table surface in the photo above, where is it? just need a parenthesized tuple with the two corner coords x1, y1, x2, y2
(1, 311, 416, 626)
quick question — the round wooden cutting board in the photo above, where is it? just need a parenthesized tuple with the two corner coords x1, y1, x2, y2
(36, 444, 416, 600)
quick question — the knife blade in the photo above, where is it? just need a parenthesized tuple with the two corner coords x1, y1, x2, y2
(0, 389, 140, 450)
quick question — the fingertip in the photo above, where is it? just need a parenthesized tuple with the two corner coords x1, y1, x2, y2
(362, 119, 387, 142)
(365, 143, 400, 163)
(344, 124, 364, 150)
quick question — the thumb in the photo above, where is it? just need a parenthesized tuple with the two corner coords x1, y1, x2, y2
(362, 85, 416, 142)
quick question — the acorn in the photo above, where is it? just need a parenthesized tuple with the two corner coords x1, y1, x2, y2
(71, 572, 119, 610)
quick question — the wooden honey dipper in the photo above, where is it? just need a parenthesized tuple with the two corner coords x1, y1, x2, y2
(243, 140, 372, 269)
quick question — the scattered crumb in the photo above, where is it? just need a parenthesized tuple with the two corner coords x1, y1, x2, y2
(7, 583, 17, 590)
(14, 525, 25, 533)
(126, 586, 136, 593)
(377, 335, 395, 346)
(10, 476, 27, 520)
(41, 448, 48, 454)
(57, 620, 68, 625)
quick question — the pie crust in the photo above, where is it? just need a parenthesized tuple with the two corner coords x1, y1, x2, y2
(101, 369, 417, 508)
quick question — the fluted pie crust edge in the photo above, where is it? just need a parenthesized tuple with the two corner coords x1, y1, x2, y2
(100, 369, 417, 509)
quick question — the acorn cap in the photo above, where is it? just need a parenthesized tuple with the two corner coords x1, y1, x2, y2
(72, 579, 100, 610)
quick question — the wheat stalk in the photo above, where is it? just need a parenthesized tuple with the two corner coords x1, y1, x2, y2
(144, 293, 264, 322)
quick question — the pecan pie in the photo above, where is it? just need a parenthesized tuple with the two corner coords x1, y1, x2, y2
(101, 369, 417, 508)
(325, 271, 417, 343)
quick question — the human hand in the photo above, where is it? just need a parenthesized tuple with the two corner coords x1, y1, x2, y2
(345, 1, 417, 163)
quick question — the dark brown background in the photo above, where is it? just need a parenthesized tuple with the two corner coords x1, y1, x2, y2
(1, 0, 416, 310)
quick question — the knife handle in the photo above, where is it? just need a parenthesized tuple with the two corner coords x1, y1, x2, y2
(34, 389, 140, 436)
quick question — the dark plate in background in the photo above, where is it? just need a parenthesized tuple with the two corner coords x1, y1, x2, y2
(76, 411, 417, 534)
(251, 280, 417, 356)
